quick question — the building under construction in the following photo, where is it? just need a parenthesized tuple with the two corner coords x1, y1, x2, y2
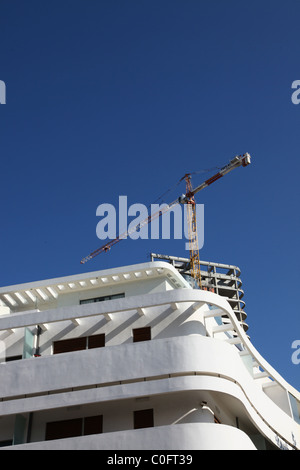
(150, 253, 248, 332)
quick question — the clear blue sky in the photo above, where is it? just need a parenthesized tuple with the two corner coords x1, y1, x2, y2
(1, 1, 299, 390)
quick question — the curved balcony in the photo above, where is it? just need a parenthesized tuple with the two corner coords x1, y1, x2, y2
(9, 422, 256, 450)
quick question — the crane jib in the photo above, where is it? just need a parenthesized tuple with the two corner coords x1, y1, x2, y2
(204, 172, 223, 186)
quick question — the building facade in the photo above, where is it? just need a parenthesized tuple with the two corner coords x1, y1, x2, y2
(0, 259, 299, 450)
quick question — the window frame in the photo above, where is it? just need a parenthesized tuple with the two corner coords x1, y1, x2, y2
(45, 415, 103, 441)
(53, 334, 105, 355)
(133, 326, 151, 343)
(133, 408, 154, 429)
(80, 293, 125, 305)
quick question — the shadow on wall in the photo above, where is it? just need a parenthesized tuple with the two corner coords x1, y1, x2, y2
(155, 303, 206, 339)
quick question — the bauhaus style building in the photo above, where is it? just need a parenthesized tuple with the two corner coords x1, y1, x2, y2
(0, 256, 299, 450)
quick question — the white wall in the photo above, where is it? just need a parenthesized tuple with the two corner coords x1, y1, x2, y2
(57, 277, 175, 308)
(38, 299, 205, 356)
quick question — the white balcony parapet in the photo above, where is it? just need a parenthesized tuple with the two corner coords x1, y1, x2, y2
(0, 262, 190, 312)
(1, 422, 257, 450)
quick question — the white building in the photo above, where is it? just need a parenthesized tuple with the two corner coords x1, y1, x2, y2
(0, 259, 299, 450)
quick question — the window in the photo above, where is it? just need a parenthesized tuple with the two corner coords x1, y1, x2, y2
(46, 418, 82, 441)
(5, 355, 22, 362)
(0, 440, 13, 448)
(133, 327, 151, 343)
(80, 293, 124, 305)
(289, 393, 300, 424)
(45, 415, 103, 441)
(134, 409, 154, 429)
(84, 415, 103, 436)
(87, 334, 105, 349)
(53, 337, 86, 355)
(53, 334, 105, 355)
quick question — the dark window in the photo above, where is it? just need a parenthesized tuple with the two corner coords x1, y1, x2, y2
(80, 293, 124, 305)
(88, 334, 105, 349)
(5, 355, 22, 362)
(0, 440, 13, 447)
(134, 409, 154, 429)
(53, 337, 86, 355)
(133, 327, 151, 343)
(53, 334, 105, 354)
(45, 418, 82, 441)
(84, 415, 103, 435)
(46, 415, 103, 441)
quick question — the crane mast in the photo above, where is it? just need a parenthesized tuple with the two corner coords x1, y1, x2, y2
(184, 173, 202, 288)
(80, 153, 251, 289)
(178, 153, 251, 286)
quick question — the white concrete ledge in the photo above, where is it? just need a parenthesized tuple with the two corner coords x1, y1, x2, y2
(5, 422, 257, 450)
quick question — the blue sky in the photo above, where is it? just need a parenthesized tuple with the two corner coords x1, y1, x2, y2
(0, 0, 300, 390)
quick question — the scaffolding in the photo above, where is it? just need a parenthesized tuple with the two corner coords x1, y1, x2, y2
(150, 253, 248, 332)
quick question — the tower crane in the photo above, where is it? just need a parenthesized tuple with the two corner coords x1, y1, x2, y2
(80, 153, 251, 288)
